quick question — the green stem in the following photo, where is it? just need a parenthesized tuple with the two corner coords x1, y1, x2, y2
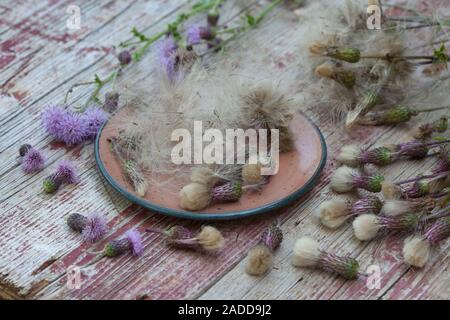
(255, 0, 282, 25)
(416, 106, 450, 113)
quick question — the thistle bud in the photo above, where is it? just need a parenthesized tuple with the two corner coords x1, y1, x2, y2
(21, 147, 45, 173)
(118, 50, 132, 65)
(211, 181, 242, 202)
(146, 225, 194, 244)
(292, 237, 360, 279)
(403, 181, 430, 198)
(67, 213, 107, 243)
(351, 196, 383, 215)
(104, 229, 143, 257)
(315, 63, 356, 89)
(19, 144, 32, 157)
(330, 166, 384, 193)
(245, 223, 283, 276)
(104, 92, 120, 112)
(326, 46, 361, 63)
(357, 106, 416, 126)
(207, 11, 220, 27)
(160, 226, 224, 253)
(424, 216, 450, 245)
(413, 116, 448, 139)
(123, 160, 148, 197)
(42, 160, 78, 193)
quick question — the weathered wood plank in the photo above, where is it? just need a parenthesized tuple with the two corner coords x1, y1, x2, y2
(1, 0, 449, 300)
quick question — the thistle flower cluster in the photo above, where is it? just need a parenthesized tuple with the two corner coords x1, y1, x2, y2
(147, 225, 224, 253)
(330, 166, 384, 193)
(245, 223, 283, 276)
(104, 229, 143, 257)
(42, 105, 108, 145)
(292, 237, 360, 279)
(19, 144, 45, 174)
(403, 216, 450, 267)
(316, 196, 382, 229)
(180, 164, 267, 211)
(67, 213, 107, 243)
(43, 160, 79, 193)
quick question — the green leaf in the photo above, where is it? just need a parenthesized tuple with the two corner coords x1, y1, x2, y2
(94, 74, 102, 85)
(246, 14, 255, 26)
(131, 27, 149, 42)
(433, 44, 449, 64)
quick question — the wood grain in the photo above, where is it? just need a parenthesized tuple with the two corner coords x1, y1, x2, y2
(0, 0, 448, 300)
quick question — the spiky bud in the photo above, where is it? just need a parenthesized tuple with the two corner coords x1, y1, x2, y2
(104, 92, 120, 112)
(207, 11, 219, 27)
(353, 173, 384, 193)
(360, 146, 394, 166)
(413, 117, 448, 139)
(123, 160, 148, 197)
(351, 196, 383, 215)
(378, 212, 421, 231)
(424, 217, 450, 245)
(43, 173, 62, 193)
(260, 224, 283, 251)
(67, 213, 107, 243)
(326, 46, 361, 63)
(19, 144, 32, 157)
(118, 50, 132, 65)
(104, 230, 143, 257)
(211, 181, 242, 202)
(357, 106, 416, 125)
(395, 140, 429, 159)
(317, 252, 360, 279)
(403, 181, 430, 198)
(292, 237, 360, 279)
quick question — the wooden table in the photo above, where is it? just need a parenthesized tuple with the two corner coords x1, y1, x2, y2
(0, 0, 448, 300)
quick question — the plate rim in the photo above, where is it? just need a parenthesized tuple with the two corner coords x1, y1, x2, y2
(94, 113, 327, 220)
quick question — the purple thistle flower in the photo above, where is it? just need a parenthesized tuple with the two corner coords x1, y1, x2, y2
(42, 160, 78, 193)
(317, 252, 360, 280)
(104, 229, 144, 257)
(67, 213, 107, 243)
(395, 140, 429, 159)
(56, 159, 79, 184)
(42, 105, 69, 140)
(59, 112, 88, 146)
(330, 166, 384, 193)
(82, 107, 108, 140)
(125, 229, 144, 256)
(21, 147, 45, 173)
(432, 148, 450, 174)
(156, 37, 179, 81)
(186, 25, 215, 46)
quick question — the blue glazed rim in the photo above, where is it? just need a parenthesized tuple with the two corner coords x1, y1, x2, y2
(94, 115, 327, 220)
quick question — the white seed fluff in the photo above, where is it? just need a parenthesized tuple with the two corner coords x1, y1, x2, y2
(352, 214, 380, 241)
(316, 198, 350, 229)
(403, 236, 430, 268)
(336, 144, 361, 167)
(330, 166, 356, 193)
(292, 236, 321, 267)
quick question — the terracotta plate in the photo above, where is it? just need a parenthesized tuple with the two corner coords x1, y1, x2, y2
(95, 111, 327, 220)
